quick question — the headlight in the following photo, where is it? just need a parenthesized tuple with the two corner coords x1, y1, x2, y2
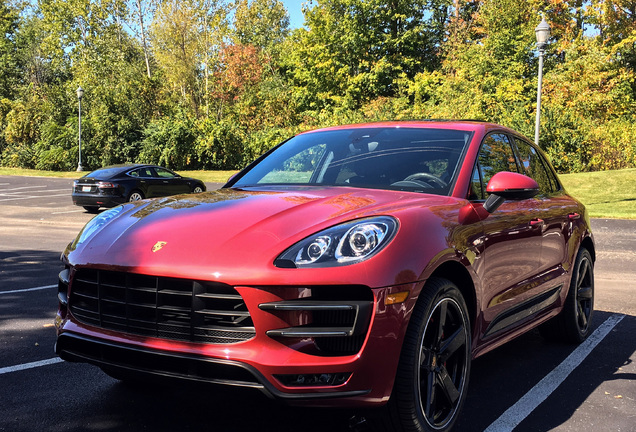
(73, 206, 124, 246)
(275, 216, 398, 268)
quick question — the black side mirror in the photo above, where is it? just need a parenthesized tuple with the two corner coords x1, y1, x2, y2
(483, 171, 540, 213)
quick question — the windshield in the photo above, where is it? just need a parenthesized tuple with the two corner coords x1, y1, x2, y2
(232, 127, 472, 195)
(84, 167, 127, 179)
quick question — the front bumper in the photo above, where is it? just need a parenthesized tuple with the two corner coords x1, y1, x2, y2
(55, 268, 418, 407)
(55, 332, 370, 401)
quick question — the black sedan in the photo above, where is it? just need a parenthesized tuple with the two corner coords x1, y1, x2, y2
(72, 164, 206, 212)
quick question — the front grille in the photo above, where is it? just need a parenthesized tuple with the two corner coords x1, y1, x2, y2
(69, 269, 255, 344)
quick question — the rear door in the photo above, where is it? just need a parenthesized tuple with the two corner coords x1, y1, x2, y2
(127, 166, 154, 198)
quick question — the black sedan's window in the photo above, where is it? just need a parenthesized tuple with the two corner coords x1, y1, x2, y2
(232, 128, 472, 196)
(154, 168, 178, 179)
(84, 167, 124, 179)
(128, 168, 153, 178)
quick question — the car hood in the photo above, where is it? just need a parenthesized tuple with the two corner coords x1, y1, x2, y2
(66, 186, 456, 283)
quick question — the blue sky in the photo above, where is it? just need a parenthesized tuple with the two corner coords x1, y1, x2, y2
(281, 0, 306, 29)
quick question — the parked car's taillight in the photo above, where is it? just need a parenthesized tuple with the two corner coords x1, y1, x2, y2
(97, 182, 116, 188)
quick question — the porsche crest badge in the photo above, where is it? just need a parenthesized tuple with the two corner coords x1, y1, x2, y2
(152, 241, 167, 253)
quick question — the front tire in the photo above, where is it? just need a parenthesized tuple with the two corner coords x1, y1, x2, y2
(381, 278, 472, 432)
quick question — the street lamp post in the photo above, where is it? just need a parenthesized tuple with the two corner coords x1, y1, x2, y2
(534, 17, 551, 146)
(76, 86, 84, 172)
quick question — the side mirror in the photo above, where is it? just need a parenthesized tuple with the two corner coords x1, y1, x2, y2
(483, 171, 539, 213)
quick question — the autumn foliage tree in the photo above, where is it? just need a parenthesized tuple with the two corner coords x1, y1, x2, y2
(0, 0, 634, 172)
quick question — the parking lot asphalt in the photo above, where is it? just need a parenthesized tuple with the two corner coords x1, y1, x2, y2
(1, 175, 634, 432)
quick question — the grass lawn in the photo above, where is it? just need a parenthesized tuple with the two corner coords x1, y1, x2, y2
(559, 168, 636, 220)
(0, 167, 237, 183)
(2, 167, 634, 219)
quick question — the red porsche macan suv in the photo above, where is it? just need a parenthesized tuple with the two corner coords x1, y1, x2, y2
(55, 121, 594, 431)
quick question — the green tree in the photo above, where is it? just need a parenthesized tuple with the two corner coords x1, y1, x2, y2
(0, 0, 19, 99)
(151, 0, 229, 117)
(233, 0, 289, 56)
(285, 0, 448, 111)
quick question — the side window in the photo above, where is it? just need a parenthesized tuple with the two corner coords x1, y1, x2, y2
(470, 164, 484, 200)
(513, 138, 556, 195)
(154, 168, 177, 179)
(128, 168, 151, 178)
(477, 133, 519, 186)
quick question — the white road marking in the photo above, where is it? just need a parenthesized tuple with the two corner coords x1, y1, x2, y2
(0, 193, 69, 202)
(0, 358, 64, 375)
(51, 209, 84, 214)
(0, 189, 69, 195)
(485, 314, 626, 432)
(0, 285, 57, 295)
(0, 186, 46, 192)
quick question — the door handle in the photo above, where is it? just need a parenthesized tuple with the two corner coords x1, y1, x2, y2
(530, 218, 545, 227)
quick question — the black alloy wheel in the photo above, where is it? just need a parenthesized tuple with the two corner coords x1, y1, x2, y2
(573, 250, 594, 333)
(384, 278, 471, 432)
(540, 247, 594, 344)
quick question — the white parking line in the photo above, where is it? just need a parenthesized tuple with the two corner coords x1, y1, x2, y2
(0, 285, 56, 295)
(0, 358, 64, 375)
(485, 313, 626, 432)
(0, 185, 46, 192)
(0, 193, 69, 202)
(0, 189, 69, 194)
(51, 209, 84, 214)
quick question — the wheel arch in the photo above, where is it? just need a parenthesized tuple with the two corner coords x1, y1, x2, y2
(580, 235, 596, 262)
(427, 260, 477, 335)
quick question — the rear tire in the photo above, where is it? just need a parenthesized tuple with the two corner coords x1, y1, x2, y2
(540, 248, 594, 344)
(370, 278, 472, 432)
(192, 185, 204, 193)
(128, 190, 144, 202)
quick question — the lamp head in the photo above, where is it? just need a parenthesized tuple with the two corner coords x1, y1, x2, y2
(76, 86, 84, 100)
(535, 17, 551, 48)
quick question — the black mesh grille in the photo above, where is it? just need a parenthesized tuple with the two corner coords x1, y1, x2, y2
(69, 269, 255, 344)
(314, 309, 364, 354)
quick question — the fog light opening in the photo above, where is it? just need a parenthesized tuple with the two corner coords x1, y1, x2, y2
(276, 372, 352, 387)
